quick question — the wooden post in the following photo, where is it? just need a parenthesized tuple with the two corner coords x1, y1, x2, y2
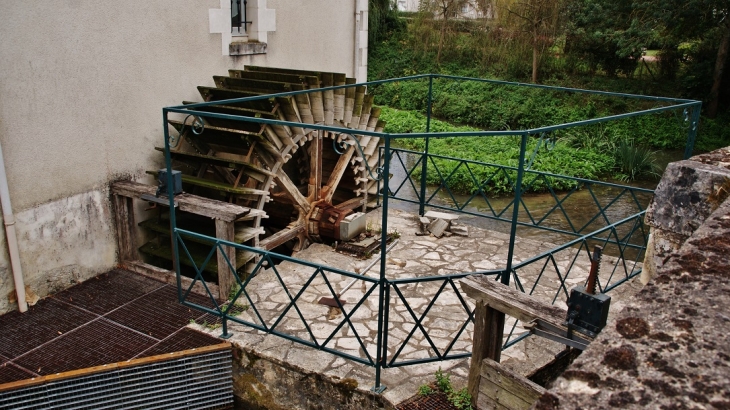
(215, 219, 236, 301)
(112, 194, 139, 263)
(468, 299, 506, 408)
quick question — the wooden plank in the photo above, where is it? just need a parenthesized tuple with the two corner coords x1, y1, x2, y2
(244, 65, 325, 77)
(297, 84, 324, 124)
(197, 86, 275, 112)
(111, 181, 251, 222)
(333, 73, 347, 121)
(155, 147, 274, 182)
(478, 358, 546, 410)
(343, 78, 356, 124)
(228, 69, 317, 86)
(113, 195, 139, 262)
(350, 86, 366, 127)
(215, 219, 236, 300)
(322, 146, 355, 203)
(478, 391, 511, 410)
(469, 299, 505, 408)
(308, 131, 323, 200)
(169, 120, 283, 161)
(322, 72, 335, 125)
(144, 172, 268, 200)
(459, 275, 567, 328)
(358, 94, 374, 130)
(275, 168, 311, 213)
(234, 226, 265, 243)
(275, 95, 306, 135)
(139, 241, 218, 275)
(334, 196, 365, 211)
(258, 224, 305, 250)
(291, 84, 315, 124)
(182, 101, 277, 118)
(367, 106, 382, 131)
(214, 75, 293, 94)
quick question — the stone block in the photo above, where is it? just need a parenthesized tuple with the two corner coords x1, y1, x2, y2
(428, 218, 449, 238)
(450, 225, 469, 237)
(340, 212, 367, 241)
(424, 211, 460, 221)
(645, 160, 730, 237)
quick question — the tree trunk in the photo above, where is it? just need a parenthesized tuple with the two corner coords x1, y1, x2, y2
(532, 36, 539, 83)
(707, 27, 730, 119)
(437, 15, 448, 64)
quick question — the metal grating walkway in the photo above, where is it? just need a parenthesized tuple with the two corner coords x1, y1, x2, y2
(0, 269, 225, 384)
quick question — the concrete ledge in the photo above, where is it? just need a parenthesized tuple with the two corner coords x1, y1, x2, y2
(230, 41, 267, 56)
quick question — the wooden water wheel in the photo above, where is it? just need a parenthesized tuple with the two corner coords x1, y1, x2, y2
(149, 66, 386, 275)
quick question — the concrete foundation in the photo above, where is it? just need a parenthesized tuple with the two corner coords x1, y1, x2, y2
(0, 188, 117, 314)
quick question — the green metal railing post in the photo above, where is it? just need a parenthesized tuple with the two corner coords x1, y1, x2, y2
(162, 109, 182, 302)
(418, 76, 434, 216)
(373, 136, 391, 394)
(683, 103, 702, 159)
(504, 132, 529, 285)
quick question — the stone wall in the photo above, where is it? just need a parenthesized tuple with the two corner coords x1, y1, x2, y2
(230, 343, 391, 410)
(534, 147, 730, 409)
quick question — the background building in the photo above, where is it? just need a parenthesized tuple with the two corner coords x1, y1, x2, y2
(0, 0, 368, 313)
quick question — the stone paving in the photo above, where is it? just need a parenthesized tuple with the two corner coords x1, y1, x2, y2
(191, 207, 644, 406)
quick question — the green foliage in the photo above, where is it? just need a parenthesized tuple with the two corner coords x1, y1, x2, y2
(420, 368, 474, 410)
(369, 0, 404, 48)
(418, 384, 434, 396)
(368, 14, 730, 150)
(565, 0, 647, 77)
(435, 368, 451, 392)
(381, 107, 616, 195)
(613, 140, 662, 182)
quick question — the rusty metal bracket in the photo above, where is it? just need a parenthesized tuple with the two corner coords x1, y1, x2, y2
(525, 318, 591, 350)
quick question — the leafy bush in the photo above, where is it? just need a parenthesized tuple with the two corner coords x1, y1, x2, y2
(381, 107, 616, 195)
(613, 140, 662, 182)
(368, 23, 730, 153)
(417, 369, 473, 410)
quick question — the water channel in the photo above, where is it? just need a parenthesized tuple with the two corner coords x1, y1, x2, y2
(381, 150, 659, 251)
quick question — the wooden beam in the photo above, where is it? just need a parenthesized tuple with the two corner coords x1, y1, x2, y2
(469, 299, 506, 407)
(478, 358, 546, 410)
(258, 224, 305, 250)
(308, 131, 323, 200)
(275, 168, 311, 213)
(215, 220, 236, 300)
(113, 195, 139, 263)
(322, 145, 355, 203)
(460, 275, 567, 328)
(111, 181, 252, 222)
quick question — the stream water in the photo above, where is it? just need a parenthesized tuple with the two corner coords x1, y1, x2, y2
(381, 150, 662, 248)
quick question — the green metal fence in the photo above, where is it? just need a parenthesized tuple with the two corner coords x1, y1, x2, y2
(161, 74, 701, 391)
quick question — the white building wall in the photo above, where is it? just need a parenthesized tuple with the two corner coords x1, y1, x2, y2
(0, 0, 364, 313)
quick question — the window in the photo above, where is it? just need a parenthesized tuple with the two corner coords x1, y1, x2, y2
(231, 0, 250, 37)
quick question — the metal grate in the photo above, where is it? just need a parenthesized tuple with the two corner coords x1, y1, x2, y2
(14, 319, 157, 375)
(0, 360, 37, 385)
(0, 298, 96, 359)
(0, 349, 233, 410)
(396, 392, 456, 410)
(53, 269, 165, 315)
(105, 286, 214, 340)
(138, 328, 223, 358)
